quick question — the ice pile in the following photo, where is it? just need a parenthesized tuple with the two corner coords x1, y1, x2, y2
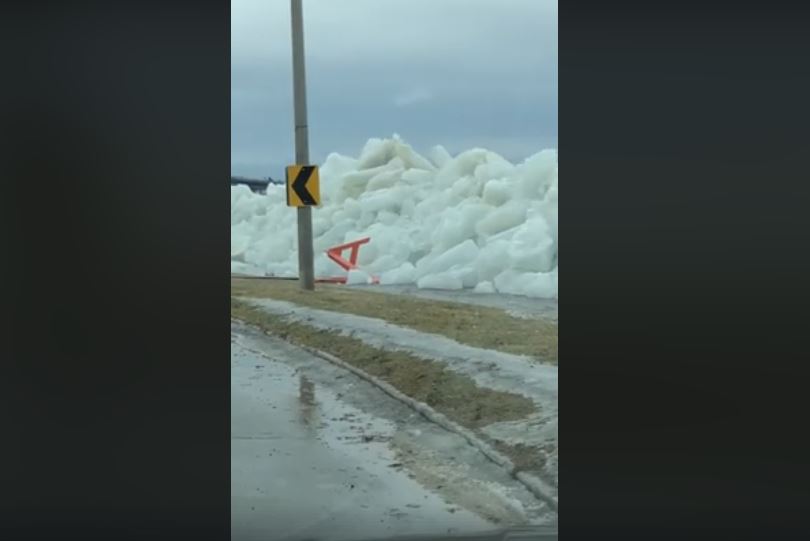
(232, 135, 558, 299)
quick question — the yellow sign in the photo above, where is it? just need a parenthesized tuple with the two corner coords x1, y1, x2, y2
(286, 165, 320, 207)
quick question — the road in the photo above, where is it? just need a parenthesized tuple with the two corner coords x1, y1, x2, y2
(231, 321, 556, 541)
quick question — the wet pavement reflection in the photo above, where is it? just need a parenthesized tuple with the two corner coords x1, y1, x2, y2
(231, 336, 493, 541)
(298, 374, 317, 433)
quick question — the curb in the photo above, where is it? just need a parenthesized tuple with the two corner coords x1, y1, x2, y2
(253, 331, 560, 512)
(293, 344, 559, 513)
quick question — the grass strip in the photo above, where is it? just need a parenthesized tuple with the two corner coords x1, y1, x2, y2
(232, 277, 557, 363)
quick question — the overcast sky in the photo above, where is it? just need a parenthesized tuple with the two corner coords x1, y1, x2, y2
(232, 0, 557, 178)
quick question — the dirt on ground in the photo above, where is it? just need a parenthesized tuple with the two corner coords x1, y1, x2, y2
(232, 298, 536, 429)
(491, 442, 550, 474)
(389, 431, 531, 525)
(231, 277, 557, 363)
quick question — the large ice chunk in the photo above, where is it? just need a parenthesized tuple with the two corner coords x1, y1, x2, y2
(474, 281, 496, 294)
(380, 262, 417, 285)
(474, 240, 512, 282)
(427, 145, 453, 168)
(346, 269, 373, 285)
(494, 269, 558, 299)
(482, 178, 512, 206)
(417, 272, 463, 290)
(508, 212, 556, 273)
(475, 200, 529, 238)
(415, 239, 479, 279)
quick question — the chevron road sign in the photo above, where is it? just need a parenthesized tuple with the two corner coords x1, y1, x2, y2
(285, 165, 320, 207)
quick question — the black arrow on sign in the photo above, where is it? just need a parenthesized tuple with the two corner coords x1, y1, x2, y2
(292, 166, 317, 206)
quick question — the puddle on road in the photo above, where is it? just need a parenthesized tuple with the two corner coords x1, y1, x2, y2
(298, 375, 317, 432)
(232, 339, 498, 539)
(232, 339, 400, 453)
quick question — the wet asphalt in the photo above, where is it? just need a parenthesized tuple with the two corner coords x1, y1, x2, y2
(231, 327, 500, 541)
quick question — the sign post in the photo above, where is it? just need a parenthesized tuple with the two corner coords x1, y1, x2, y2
(290, 0, 315, 290)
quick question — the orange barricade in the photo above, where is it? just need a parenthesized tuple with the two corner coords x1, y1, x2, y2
(316, 237, 380, 284)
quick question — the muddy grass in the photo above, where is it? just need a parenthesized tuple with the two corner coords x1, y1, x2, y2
(492, 442, 549, 474)
(232, 298, 535, 429)
(232, 277, 557, 363)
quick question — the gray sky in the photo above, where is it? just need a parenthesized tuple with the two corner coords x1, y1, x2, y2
(232, 0, 557, 178)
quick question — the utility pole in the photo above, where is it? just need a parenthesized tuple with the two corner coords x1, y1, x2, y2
(290, 0, 315, 290)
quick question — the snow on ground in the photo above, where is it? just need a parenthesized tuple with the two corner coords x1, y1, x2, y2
(231, 135, 558, 299)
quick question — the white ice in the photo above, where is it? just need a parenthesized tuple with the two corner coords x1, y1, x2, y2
(231, 135, 558, 299)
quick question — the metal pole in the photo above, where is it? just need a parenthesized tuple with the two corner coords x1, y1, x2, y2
(290, 0, 315, 290)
